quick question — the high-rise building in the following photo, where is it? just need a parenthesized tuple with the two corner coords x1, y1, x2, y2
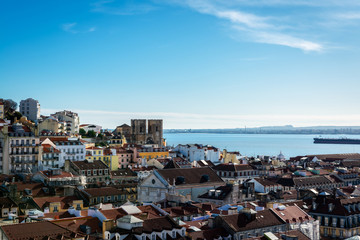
(19, 98, 40, 123)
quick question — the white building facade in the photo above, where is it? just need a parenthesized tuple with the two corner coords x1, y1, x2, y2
(42, 138, 85, 167)
(19, 98, 40, 123)
(51, 110, 80, 135)
(173, 144, 220, 162)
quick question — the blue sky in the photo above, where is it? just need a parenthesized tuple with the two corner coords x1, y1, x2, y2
(1, 0, 360, 129)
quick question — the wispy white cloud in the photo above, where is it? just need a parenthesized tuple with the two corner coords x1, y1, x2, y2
(209, 0, 360, 8)
(177, 0, 324, 52)
(62, 23, 78, 34)
(250, 30, 323, 52)
(334, 12, 360, 20)
(91, 0, 156, 15)
(42, 108, 360, 129)
(61, 23, 97, 34)
(88, 27, 97, 32)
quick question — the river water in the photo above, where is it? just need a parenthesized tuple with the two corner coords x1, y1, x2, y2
(164, 133, 360, 158)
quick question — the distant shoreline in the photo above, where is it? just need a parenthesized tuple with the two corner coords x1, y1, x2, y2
(164, 132, 360, 135)
(164, 128, 360, 135)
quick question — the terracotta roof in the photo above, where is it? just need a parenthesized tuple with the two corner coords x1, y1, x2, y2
(82, 187, 123, 197)
(33, 196, 79, 210)
(163, 160, 181, 169)
(53, 216, 102, 234)
(43, 211, 76, 219)
(164, 206, 202, 217)
(243, 229, 310, 240)
(42, 144, 60, 153)
(71, 160, 109, 170)
(101, 208, 127, 220)
(39, 170, 78, 179)
(10, 182, 48, 197)
(220, 209, 285, 232)
(132, 215, 182, 234)
(0, 197, 18, 208)
(135, 205, 164, 220)
(293, 175, 335, 187)
(86, 146, 102, 150)
(271, 205, 313, 224)
(156, 167, 224, 186)
(188, 228, 229, 240)
(0, 221, 83, 239)
(310, 195, 360, 217)
(213, 164, 254, 171)
(253, 178, 281, 187)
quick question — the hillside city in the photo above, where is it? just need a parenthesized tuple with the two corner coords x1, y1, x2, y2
(0, 98, 360, 240)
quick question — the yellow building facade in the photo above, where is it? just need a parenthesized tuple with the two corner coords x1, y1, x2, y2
(86, 147, 119, 171)
(109, 135, 127, 148)
(138, 150, 169, 160)
(222, 149, 240, 164)
(38, 117, 64, 133)
(102, 154, 119, 171)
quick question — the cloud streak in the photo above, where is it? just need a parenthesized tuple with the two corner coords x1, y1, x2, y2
(178, 0, 323, 52)
(62, 23, 78, 33)
(42, 108, 360, 129)
(61, 23, 97, 34)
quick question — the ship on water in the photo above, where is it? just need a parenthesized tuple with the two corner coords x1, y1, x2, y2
(314, 137, 360, 144)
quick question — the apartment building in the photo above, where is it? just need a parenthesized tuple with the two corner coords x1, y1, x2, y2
(0, 123, 40, 174)
(50, 110, 80, 135)
(173, 144, 220, 162)
(19, 98, 40, 123)
(42, 137, 85, 167)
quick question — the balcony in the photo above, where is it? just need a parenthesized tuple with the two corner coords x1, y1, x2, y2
(10, 152, 39, 155)
(10, 143, 39, 147)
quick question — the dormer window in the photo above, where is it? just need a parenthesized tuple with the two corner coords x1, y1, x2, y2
(151, 233, 156, 240)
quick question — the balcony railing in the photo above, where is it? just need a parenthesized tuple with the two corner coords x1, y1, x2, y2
(10, 152, 39, 155)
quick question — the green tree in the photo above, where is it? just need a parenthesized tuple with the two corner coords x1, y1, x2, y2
(79, 128, 86, 136)
(87, 130, 96, 138)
